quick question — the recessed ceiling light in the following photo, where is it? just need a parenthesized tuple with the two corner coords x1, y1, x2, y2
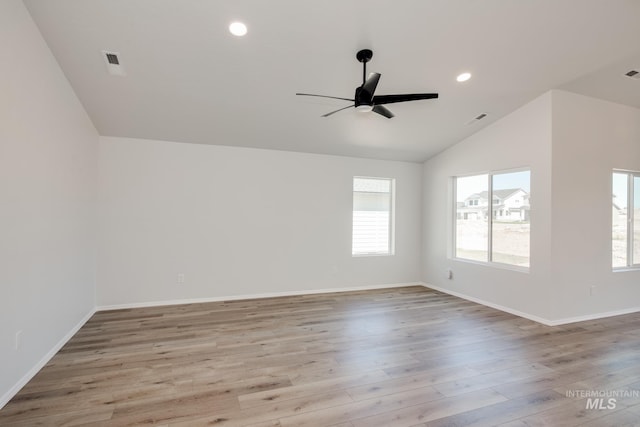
(229, 22, 247, 37)
(456, 72, 471, 82)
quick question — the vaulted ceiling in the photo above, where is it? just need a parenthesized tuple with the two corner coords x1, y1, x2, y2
(24, 0, 640, 162)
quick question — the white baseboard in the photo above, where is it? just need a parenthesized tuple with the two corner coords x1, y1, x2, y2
(421, 282, 555, 326)
(0, 308, 96, 410)
(548, 306, 640, 326)
(97, 282, 422, 311)
(421, 282, 640, 326)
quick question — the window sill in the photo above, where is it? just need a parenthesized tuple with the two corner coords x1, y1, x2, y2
(353, 253, 394, 258)
(612, 266, 640, 273)
(452, 257, 530, 273)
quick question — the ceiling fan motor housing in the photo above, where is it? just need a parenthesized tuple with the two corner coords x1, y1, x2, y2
(355, 86, 374, 108)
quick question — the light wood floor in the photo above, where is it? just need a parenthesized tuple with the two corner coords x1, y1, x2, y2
(2, 286, 640, 426)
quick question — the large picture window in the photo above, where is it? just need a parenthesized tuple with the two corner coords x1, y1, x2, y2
(352, 177, 394, 256)
(455, 169, 531, 268)
(612, 171, 639, 269)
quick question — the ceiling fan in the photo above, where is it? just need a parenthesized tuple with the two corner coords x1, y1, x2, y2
(296, 49, 438, 119)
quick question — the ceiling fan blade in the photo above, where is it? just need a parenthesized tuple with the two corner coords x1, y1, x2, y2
(296, 93, 354, 102)
(372, 105, 394, 119)
(361, 73, 381, 96)
(321, 105, 354, 117)
(373, 93, 439, 105)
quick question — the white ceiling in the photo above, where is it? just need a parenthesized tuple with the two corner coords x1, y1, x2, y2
(24, 0, 640, 162)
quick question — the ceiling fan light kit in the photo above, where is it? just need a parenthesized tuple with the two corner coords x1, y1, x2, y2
(296, 49, 439, 119)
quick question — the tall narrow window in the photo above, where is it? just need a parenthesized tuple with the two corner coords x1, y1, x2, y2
(455, 174, 488, 262)
(612, 171, 639, 268)
(635, 176, 640, 264)
(491, 170, 531, 267)
(612, 172, 628, 268)
(352, 177, 394, 256)
(454, 169, 531, 268)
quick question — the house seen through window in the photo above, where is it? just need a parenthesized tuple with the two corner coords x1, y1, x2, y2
(455, 170, 531, 268)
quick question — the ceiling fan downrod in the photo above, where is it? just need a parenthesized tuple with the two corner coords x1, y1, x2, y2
(356, 49, 373, 87)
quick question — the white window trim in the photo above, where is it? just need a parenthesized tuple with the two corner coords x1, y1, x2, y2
(452, 167, 531, 272)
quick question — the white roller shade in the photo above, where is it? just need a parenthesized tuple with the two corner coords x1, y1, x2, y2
(352, 177, 394, 255)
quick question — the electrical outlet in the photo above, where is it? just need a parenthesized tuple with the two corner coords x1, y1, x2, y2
(590, 285, 596, 296)
(15, 330, 22, 350)
(177, 273, 185, 284)
(446, 269, 453, 280)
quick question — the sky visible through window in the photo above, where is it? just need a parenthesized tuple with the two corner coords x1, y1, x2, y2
(612, 173, 627, 208)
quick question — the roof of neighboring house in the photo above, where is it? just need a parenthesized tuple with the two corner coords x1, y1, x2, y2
(466, 188, 526, 201)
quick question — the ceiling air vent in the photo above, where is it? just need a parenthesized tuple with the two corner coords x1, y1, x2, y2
(625, 70, 640, 79)
(465, 113, 488, 125)
(105, 53, 119, 65)
(101, 51, 126, 76)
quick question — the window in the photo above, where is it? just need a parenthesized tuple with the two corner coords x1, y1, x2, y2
(455, 174, 488, 262)
(612, 171, 639, 269)
(454, 169, 531, 268)
(352, 177, 394, 256)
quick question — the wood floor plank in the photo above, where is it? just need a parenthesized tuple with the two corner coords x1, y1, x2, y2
(497, 398, 620, 427)
(344, 366, 479, 402)
(578, 408, 640, 426)
(2, 406, 115, 427)
(423, 389, 567, 427)
(237, 370, 389, 409)
(348, 389, 507, 427)
(278, 385, 445, 427)
(490, 363, 606, 400)
(169, 390, 354, 426)
(432, 363, 554, 397)
(2, 286, 640, 426)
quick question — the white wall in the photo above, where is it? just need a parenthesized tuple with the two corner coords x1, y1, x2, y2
(97, 137, 423, 307)
(0, 0, 98, 407)
(550, 91, 640, 320)
(422, 92, 554, 321)
(422, 90, 640, 323)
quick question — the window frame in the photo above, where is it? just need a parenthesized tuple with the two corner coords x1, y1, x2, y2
(452, 167, 531, 271)
(612, 170, 639, 270)
(352, 176, 396, 257)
